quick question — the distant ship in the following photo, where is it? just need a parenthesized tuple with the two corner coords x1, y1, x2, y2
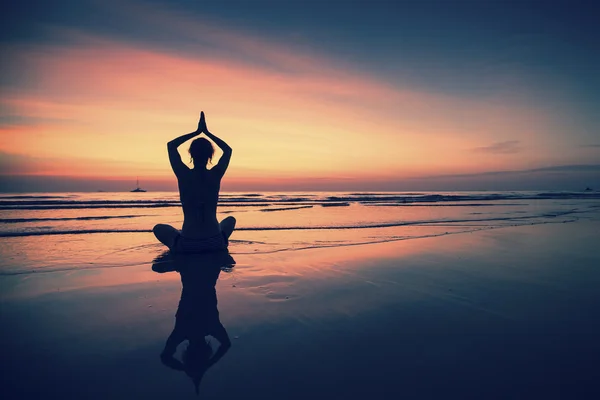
(131, 178, 147, 192)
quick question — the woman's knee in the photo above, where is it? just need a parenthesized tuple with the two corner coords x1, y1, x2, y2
(153, 224, 178, 243)
(222, 216, 236, 227)
(221, 216, 236, 230)
(153, 224, 168, 237)
(220, 216, 236, 239)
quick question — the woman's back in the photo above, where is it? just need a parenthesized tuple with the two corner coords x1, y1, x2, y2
(178, 168, 221, 238)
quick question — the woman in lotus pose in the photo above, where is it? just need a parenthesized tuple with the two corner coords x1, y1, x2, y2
(153, 112, 235, 253)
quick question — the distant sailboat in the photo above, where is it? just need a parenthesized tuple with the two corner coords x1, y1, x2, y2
(131, 177, 147, 192)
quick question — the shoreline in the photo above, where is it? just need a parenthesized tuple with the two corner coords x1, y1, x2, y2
(0, 211, 588, 277)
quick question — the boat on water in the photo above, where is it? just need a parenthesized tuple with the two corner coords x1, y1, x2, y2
(131, 178, 147, 192)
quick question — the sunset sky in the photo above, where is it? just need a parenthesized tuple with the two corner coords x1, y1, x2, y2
(1, 0, 599, 192)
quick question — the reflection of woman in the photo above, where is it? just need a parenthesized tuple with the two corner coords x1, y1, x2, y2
(154, 251, 234, 393)
(153, 111, 235, 253)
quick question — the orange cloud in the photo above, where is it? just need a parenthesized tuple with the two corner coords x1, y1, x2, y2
(0, 1, 571, 187)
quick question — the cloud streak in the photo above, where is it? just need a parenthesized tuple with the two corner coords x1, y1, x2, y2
(471, 140, 521, 154)
(418, 164, 600, 180)
(0, 116, 74, 129)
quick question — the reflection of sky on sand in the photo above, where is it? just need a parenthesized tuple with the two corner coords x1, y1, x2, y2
(1, 229, 436, 300)
(2, 220, 600, 398)
(5, 216, 597, 308)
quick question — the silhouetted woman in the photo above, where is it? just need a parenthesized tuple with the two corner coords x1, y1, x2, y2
(153, 112, 235, 253)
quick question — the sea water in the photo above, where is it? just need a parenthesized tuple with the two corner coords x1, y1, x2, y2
(1, 191, 599, 275)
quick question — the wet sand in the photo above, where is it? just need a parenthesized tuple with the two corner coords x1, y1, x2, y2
(2, 220, 600, 399)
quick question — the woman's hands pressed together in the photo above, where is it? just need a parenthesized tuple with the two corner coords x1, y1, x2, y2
(197, 111, 208, 134)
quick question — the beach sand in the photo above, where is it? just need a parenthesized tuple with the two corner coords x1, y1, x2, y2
(2, 220, 600, 399)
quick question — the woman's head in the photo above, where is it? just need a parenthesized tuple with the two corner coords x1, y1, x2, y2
(183, 339, 212, 369)
(189, 138, 214, 168)
(183, 339, 212, 394)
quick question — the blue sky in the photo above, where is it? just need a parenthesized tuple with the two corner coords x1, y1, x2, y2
(1, 0, 599, 191)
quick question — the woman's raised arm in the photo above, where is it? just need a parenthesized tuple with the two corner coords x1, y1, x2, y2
(167, 123, 201, 176)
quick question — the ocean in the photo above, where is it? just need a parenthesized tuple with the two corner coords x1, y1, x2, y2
(1, 190, 599, 275)
(3, 190, 600, 399)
